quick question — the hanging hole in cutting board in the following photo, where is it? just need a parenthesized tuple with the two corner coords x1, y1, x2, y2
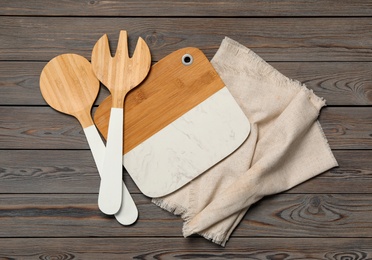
(182, 54, 193, 66)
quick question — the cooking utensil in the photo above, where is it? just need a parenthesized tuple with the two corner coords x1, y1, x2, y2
(91, 31, 151, 214)
(94, 47, 250, 197)
(39, 53, 138, 224)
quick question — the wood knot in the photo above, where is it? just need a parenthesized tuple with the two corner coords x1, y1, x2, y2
(267, 253, 291, 260)
(38, 252, 75, 260)
(88, 0, 98, 5)
(308, 196, 322, 213)
(145, 31, 164, 46)
(278, 195, 344, 228)
(325, 250, 368, 260)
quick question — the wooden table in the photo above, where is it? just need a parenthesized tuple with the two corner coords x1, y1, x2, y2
(1, 1, 371, 258)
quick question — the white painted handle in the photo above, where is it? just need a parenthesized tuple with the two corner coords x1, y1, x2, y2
(98, 107, 124, 215)
(114, 181, 138, 225)
(83, 125, 105, 168)
(84, 124, 138, 224)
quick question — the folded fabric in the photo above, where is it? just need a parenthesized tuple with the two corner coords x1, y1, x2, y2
(152, 37, 338, 246)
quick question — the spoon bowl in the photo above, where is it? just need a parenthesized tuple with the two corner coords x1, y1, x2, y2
(40, 54, 99, 127)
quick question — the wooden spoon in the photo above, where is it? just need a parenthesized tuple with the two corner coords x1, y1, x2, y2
(39, 53, 138, 224)
(91, 31, 151, 214)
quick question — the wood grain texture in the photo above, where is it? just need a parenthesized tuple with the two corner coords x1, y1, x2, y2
(0, 238, 370, 259)
(0, 150, 100, 194)
(0, 106, 87, 149)
(2, 61, 372, 106)
(237, 194, 372, 237)
(0, 150, 369, 195)
(2, 0, 372, 17)
(0, 150, 371, 194)
(0, 194, 371, 238)
(290, 150, 372, 194)
(276, 62, 372, 106)
(1, 106, 370, 149)
(320, 107, 372, 150)
(2, 17, 372, 62)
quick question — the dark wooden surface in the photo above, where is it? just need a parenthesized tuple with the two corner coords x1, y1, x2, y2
(0, 1, 371, 259)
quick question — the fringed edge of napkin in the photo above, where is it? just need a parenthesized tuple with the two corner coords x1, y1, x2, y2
(152, 198, 230, 246)
(152, 199, 190, 221)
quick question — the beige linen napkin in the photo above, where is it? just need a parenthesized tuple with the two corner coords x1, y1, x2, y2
(152, 37, 338, 246)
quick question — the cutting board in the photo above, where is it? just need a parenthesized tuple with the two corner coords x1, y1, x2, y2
(94, 47, 250, 197)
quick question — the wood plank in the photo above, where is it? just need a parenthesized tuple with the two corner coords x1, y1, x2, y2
(2, 61, 372, 106)
(0, 106, 87, 149)
(0, 150, 100, 194)
(2, 0, 372, 17)
(1, 107, 370, 149)
(0, 238, 370, 259)
(1, 17, 372, 62)
(319, 107, 372, 150)
(290, 150, 372, 194)
(0, 150, 370, 194)
(236, 193, 372, 237)
(0, 194, 180, 238)
(276, 62, 372, 106)
(0, 194, 370, 238)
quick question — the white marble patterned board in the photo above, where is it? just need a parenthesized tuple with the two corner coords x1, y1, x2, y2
(123, 86, 250, 198)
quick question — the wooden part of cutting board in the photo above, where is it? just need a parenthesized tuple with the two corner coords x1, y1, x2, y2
(94, 47, 225, 154)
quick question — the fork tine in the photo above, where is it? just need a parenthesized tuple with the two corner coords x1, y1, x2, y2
(91, 34, 112, 86)
(129, 37, 151, 86)
(115, 31, 129, 60)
